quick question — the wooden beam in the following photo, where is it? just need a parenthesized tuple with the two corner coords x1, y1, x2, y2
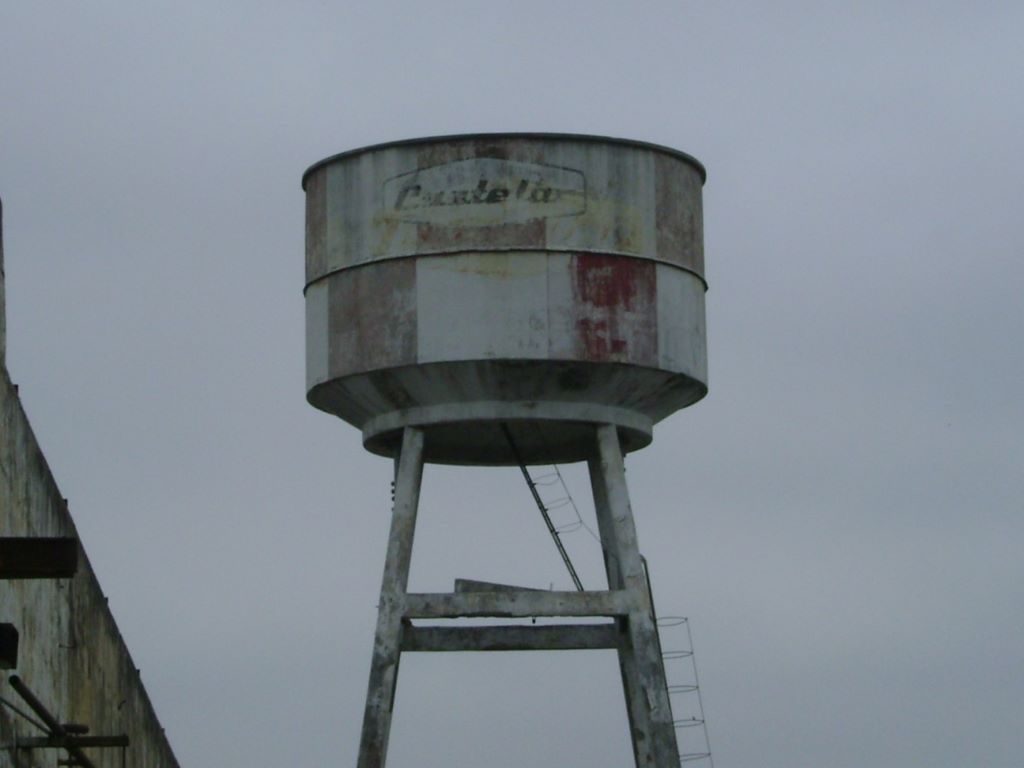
(0, 538, 77, 579)
(401, 623, 619, 652)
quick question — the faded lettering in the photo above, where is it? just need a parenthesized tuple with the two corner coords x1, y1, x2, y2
(383, 158, 586, 225)
(394, 178, 564, 212)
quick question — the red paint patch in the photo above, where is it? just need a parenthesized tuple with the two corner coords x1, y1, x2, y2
(569, 254, 657, 365)
(328, 260, 417, 376)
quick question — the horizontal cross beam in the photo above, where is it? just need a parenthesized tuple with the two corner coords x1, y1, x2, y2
(403, 590, 633, 619)
(401, 623, 620, 652)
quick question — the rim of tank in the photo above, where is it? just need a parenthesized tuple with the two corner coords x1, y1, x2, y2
(301, 132, 707, 189)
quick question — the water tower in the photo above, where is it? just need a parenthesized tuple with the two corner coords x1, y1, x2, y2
(303, 133, 707, 767)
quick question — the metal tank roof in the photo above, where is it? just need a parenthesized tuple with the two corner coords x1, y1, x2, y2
(301, 133, 707, 189)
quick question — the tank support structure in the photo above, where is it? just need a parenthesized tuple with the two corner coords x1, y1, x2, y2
(356, 424, 680, 767)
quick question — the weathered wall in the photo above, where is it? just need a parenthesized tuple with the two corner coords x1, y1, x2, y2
(0, 200, 180, 767)
(0, 200, 6, 366)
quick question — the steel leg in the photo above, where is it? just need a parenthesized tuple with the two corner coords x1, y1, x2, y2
(589, 424, 679, 767)
(357, 427, 425, 768)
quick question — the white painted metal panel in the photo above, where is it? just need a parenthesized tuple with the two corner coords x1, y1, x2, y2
(545, 251, 575, 361)
(416, 252, 549, 363)
(542, 141, 658, 258)
(655, 264, 708, 380)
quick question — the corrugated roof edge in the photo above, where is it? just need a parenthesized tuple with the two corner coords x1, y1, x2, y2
(301, 132, 707, 189)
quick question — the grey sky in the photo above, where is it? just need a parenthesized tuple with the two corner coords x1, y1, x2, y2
(2, 2, 1022, 766)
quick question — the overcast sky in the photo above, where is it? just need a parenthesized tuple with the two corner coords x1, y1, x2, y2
(2, 2, 1022, 766)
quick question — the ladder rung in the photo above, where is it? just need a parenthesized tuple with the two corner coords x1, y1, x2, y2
(680, 752, 712, 762)
(667, 683, 699, 694)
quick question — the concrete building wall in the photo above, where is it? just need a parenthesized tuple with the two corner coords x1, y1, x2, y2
(0, 200, 180, 767)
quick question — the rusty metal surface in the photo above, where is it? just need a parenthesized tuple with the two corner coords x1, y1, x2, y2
(303, 134, 707, 464)
(303, 132, 705, 187)
(304, 134, 705, 284)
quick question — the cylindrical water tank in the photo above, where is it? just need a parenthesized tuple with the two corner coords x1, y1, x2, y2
(303, 134, 707, 465)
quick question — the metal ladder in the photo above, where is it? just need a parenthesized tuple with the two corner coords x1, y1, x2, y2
(513, 436, 714, 768)
(643, 558, 714, 767)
